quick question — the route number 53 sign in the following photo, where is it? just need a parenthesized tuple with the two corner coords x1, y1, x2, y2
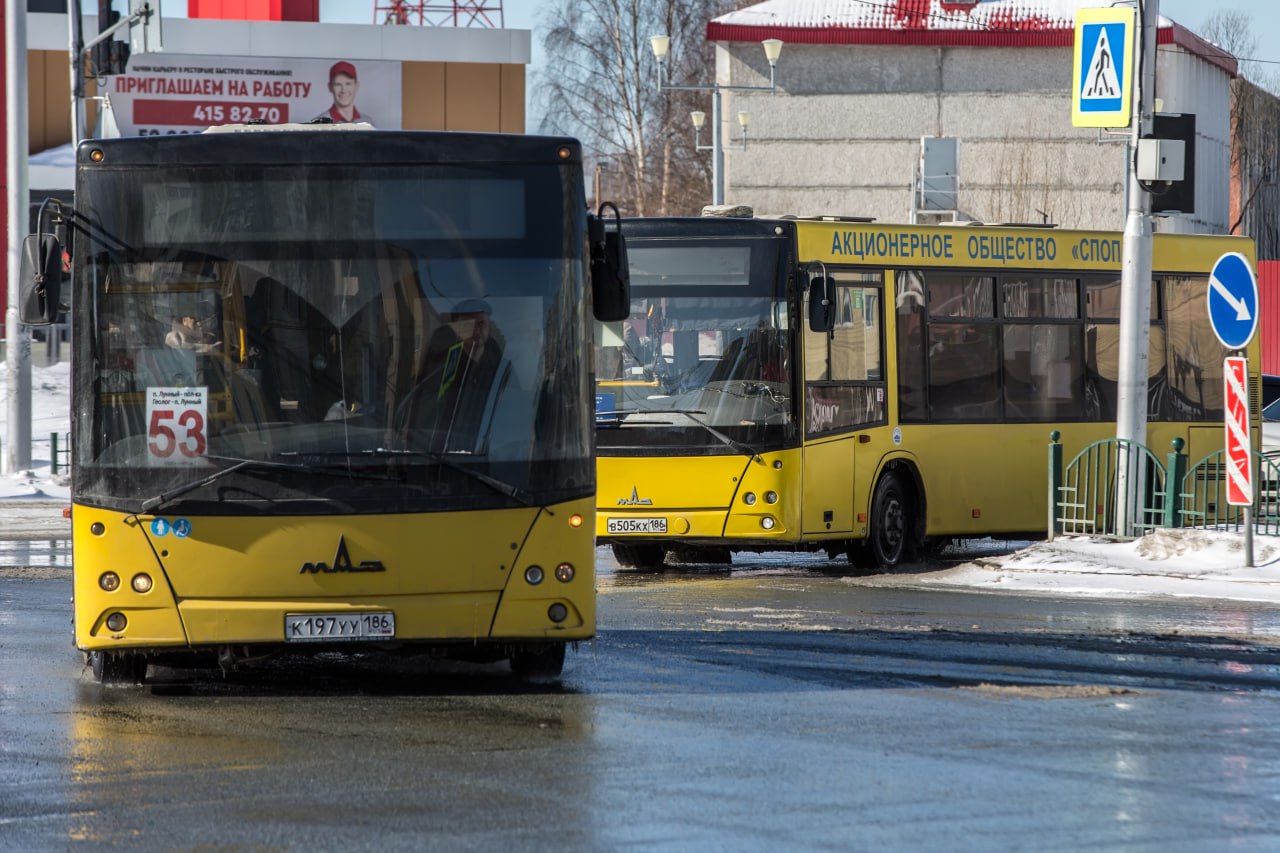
(145, 387, 208, 462)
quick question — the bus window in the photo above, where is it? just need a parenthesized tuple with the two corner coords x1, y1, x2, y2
(1002, 324, 1085, 420)
(1002, 276, 1079, 319)
(1083, 275, 1166, 421)
(830, 283, 881, 382)
(1001, 277, 1085, 420)
(804, 271, 886, 435)
(895, 271, 927, 422)
(926, 273, 998, 420)
(1164, 275, 1220, 420)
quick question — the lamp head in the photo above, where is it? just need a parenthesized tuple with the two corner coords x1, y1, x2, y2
(690, 110, 706, 129)
(650, 35, 671, 61)
(737, 111, 750, 128)
(762, 38, 783, 65)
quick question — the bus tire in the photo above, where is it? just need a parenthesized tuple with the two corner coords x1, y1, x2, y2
(509, 643, 566, 680)
(90, 651, 147, 685)
(867, 471, 912, 569)
(612, 543, 665, 571)
(845, 540, 877, 573)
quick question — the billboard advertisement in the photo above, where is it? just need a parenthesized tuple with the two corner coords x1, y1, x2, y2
(106, 55, 403, 135)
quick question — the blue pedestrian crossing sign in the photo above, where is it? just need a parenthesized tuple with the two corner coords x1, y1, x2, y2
(1207, 252, 1259, 350)
(1072, 7, 1136, 128)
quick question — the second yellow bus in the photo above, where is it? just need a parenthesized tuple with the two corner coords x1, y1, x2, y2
(595, 213, 1257, 570)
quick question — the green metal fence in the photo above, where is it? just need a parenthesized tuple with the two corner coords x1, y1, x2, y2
(50, 432, 71, 476)
(1050, 431, 1280, 539)
(1048, 431, 1171, 538)
(1180, 449, 1280, 536)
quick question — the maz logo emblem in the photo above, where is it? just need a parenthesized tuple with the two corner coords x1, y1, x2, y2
(617, 486, 653, 506)
(299, 536, 386, 574)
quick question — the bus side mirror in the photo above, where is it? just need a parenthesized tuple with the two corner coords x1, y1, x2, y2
(589, 203, 630, 322)
(19, 232, 64, 326)
(807, 277, 833, 333)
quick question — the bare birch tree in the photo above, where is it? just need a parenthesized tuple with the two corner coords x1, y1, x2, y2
(535, 0, 736, 215)
(1200, 10, 1276, 92)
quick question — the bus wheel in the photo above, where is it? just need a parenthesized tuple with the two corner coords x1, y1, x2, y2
(845, 540, 877, 574)
(868, 472, 912, 568)
(90, 651, 147, 685)
(612, 543, 665, 571)
(509, 643, 566, 680)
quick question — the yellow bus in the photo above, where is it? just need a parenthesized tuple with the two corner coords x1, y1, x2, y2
(594, 213, 1256, 570)
(21, 126, 628, 683)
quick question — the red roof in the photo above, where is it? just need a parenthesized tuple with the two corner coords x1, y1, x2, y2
(706, 0, 1238, 76)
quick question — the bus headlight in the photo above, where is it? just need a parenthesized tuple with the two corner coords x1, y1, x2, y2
(131, 573, 153, 593)
(761, 516, 776, 530)
(743, 492, 757, 506)
(99, 572, 120, 592)
(105, 612, 127, 632)
(555, 563, 575, 583)
(764, 491, 778, 504)
(548, 603, 568, 623)
(524, 565, 545, 585)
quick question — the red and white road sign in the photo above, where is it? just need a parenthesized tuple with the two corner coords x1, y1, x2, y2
(1224, 356, 1253, 506)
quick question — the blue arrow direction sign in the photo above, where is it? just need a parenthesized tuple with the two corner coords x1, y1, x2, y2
(1207, 252, 1259, 350)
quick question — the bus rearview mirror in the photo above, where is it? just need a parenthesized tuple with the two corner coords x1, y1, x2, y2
(808, 277, 834, 333)
(19, 233, 64, 326)
(589, 204, 631, 322)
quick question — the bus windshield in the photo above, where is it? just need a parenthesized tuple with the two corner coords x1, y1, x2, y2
(595, 237, 796, 451)
(75, 161, 590, 514)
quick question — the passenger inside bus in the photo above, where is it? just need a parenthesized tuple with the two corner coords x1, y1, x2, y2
(398, 298, 514, 453)
(165, 314, 219, 352)
(708, 327, 788, 385)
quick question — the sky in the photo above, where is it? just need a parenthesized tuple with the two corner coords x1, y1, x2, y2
(5, 356, 1280, 607)
(1159, 0, 1280, 75)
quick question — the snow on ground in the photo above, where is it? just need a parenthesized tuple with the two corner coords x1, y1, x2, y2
(869, 529, 1280, 605)
(3, 359, 1279, 603)
(0, 359, 71, 500)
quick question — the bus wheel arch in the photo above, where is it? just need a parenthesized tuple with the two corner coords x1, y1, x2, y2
(865, 460, 925, 569)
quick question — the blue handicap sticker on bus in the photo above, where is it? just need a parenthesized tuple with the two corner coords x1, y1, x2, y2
(150, 518, 171, 537)
(173, 518, 192, 538)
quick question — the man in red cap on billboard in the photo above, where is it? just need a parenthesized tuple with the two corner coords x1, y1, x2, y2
(316, 60, 375, 126)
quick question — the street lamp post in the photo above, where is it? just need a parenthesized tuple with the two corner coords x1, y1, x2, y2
(650, 35, 783, 205)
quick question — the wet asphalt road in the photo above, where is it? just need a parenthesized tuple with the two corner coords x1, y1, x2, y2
(2, 547, 1280, 850)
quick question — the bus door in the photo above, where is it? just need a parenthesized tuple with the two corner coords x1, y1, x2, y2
(800, 270, 887, 536)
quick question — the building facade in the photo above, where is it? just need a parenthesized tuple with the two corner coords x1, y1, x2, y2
(706, 0, 1234, 234)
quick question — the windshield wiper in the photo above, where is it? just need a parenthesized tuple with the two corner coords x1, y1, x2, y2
(139, 455, 398, 513)
(597, 408, 762, 460)
(285, 448, 536, 506)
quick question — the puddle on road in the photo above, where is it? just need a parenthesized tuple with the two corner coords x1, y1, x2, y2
(0, 539, 71, 571)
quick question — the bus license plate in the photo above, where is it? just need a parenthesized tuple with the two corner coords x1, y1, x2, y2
(607, 517, 667, 535)
(284, 612, 395, 643)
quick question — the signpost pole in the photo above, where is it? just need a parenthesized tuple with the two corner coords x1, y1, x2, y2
(1210, 266, 1259, 569)
(6, 0, 33, 475)
(1245, 430, 1254, 568)
(1115, 0, 1158, 536)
